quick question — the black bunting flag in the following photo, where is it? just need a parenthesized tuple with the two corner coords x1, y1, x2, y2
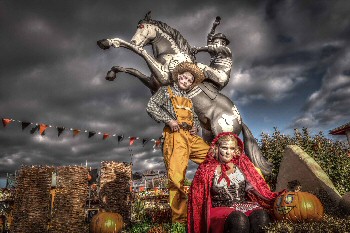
(142, 138, 149, 147)
(30, 125, 39, 134)
(21, 122, 31, 130)
(117, 135, 124, 143)
(88, 131, 96, 138)
(57, 127, 65, 137)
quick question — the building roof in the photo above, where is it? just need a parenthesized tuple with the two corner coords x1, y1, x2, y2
(329, 121, 350, 135)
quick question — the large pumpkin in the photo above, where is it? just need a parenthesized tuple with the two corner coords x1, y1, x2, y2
(274, 191, 324, 222)
(90, 212, 123, 233)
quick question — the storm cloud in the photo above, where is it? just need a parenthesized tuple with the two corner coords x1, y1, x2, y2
(1, 0, 349, 178)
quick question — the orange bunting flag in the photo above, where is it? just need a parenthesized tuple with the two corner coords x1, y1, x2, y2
(129, 137, 137, 146)
(39, 124, 48, 135)
(153, 137, 162, 149)
(103, 133, 109, 140)
(154, 139, 161, 148)
(73, 129, 81, 137)
(2, 118, 12, 127)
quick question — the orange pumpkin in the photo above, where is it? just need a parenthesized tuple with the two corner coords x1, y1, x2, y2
(274, 191, 324, 222)
(90, 212, 123, 233)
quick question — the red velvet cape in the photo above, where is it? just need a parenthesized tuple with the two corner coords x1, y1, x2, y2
(187, 133, 280, 233)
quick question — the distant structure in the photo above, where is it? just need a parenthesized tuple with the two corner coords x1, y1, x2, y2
(132, 170, 167, 192)
(329, 121, 350, 146)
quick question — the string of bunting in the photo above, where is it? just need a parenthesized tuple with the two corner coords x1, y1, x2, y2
(1, 117, 162, 149)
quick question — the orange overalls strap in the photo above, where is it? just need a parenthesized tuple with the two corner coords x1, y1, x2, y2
(167, 86, 193, 127)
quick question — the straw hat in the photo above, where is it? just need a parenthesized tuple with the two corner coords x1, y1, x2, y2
(172, 62, 205, 89)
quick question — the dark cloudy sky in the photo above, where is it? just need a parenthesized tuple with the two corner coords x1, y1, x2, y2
(1, 0, 349, 179)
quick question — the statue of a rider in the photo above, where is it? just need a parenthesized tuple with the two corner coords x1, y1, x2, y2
(191, 16, 232, 90)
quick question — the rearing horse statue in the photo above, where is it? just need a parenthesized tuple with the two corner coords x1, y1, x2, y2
(97, 12, 272, 175)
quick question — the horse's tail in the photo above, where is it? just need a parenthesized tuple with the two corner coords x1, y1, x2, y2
(241, 122, 272, 175)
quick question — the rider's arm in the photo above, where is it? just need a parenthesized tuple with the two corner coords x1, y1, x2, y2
(194, 46, 209, 53)
(208, 45, 232, 57)
(207, 33, 214, 45)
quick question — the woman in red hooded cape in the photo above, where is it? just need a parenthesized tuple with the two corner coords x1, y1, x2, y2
(188, 132, 283, 233)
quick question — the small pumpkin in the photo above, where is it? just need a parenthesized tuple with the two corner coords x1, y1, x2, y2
(274, 191, 324, 222)
(90, 211, 123, 233)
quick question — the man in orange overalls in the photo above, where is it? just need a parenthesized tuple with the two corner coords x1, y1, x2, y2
(146, 62, 210, 224)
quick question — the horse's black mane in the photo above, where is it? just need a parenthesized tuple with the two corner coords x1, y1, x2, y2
(139, 19, 194, 61)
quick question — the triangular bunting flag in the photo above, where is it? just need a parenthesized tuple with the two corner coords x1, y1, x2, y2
(2, 118, 12, 127)
(57, 127, 65, 137)
(21, 122, 31, 130)
(129, 136, 137, 146)
(0, 116, 166, 148)
(30, 125, 39, 134)
(103, 133, 109, 140)
(39, 124, 48, 135)
(73, 129, 81, 137)
(117, 135, 124, 143)
(153, 138, 162, 149)
(88, 131, 96, 138)
(142, 138, 149, 147)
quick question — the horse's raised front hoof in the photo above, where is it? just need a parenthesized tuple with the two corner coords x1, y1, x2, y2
(105, 70, 116, 81)
(97, 39, 111, 50)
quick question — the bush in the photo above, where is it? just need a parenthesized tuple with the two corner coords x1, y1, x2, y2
(260, 127, 350, 195)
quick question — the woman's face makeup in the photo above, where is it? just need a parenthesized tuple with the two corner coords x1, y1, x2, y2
(218, 140, 237, 163)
